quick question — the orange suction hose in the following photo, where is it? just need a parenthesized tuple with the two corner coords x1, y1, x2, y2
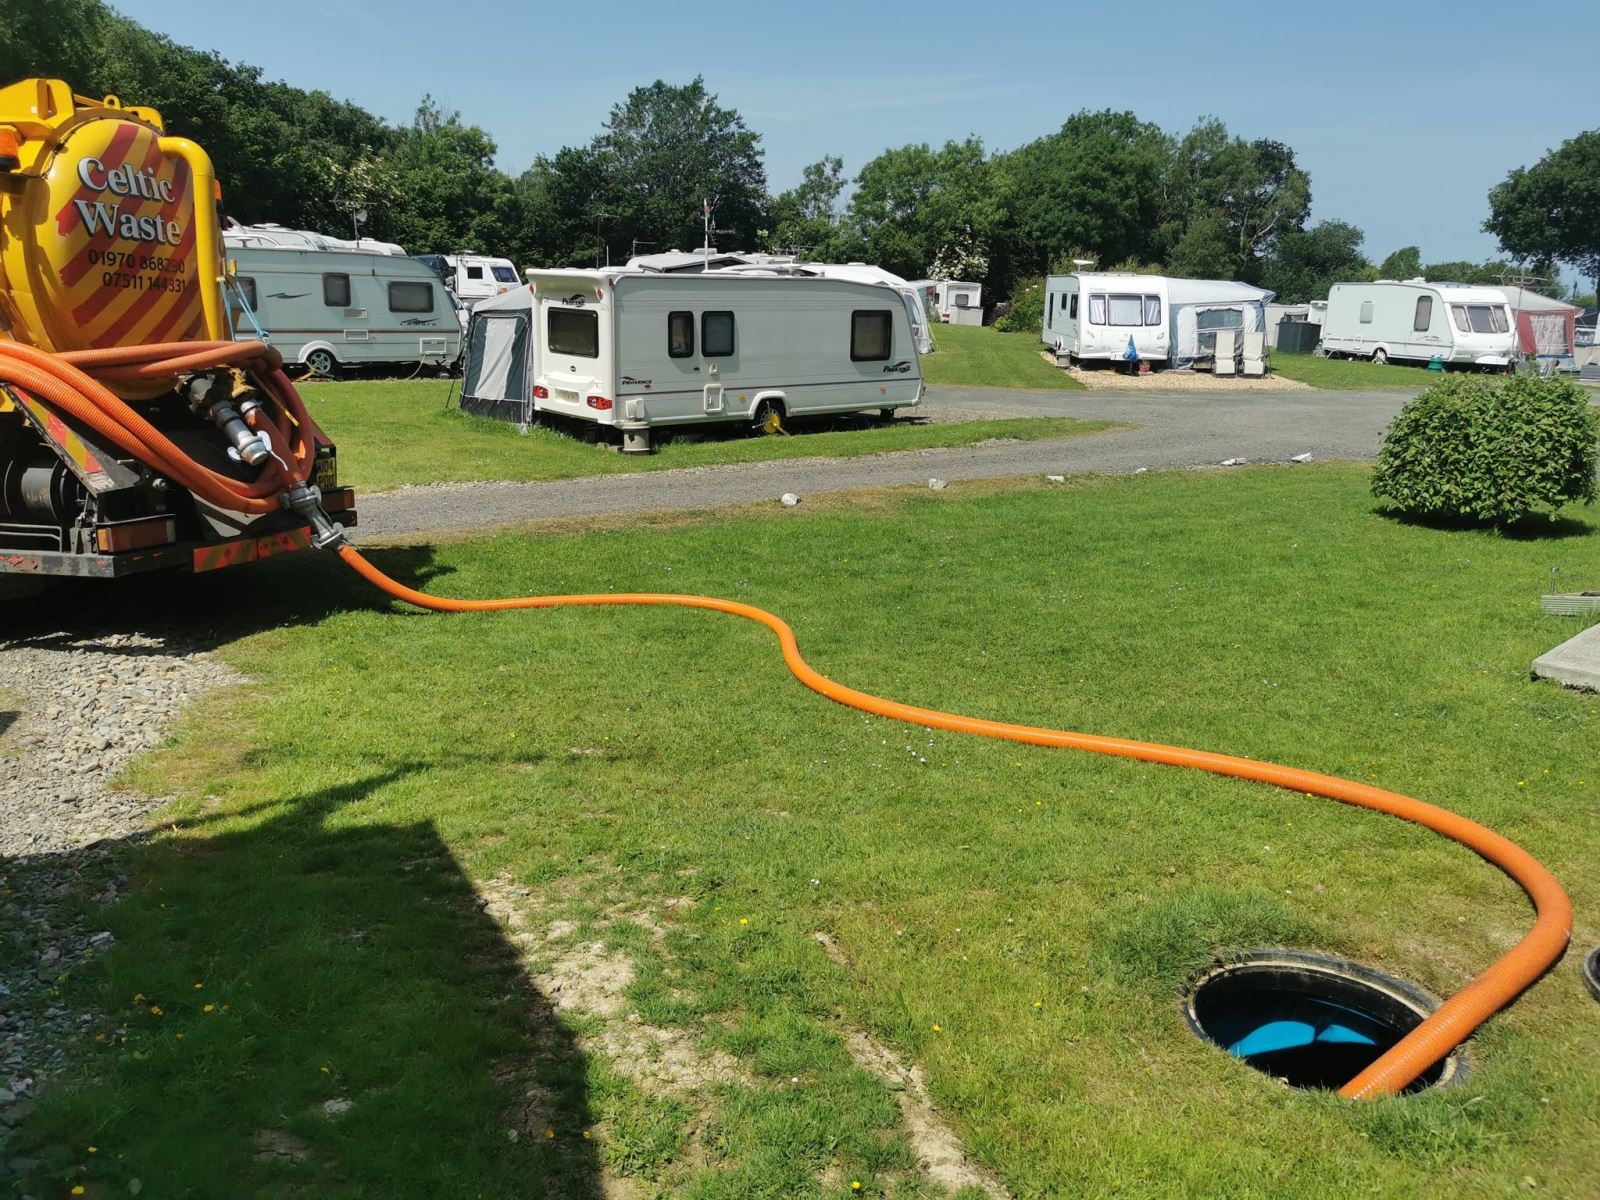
(1, 340, 1571, 1098)
(336, 544, 1572, 1099)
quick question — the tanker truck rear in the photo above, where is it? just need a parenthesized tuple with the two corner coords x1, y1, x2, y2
(0, 78, 354, 577)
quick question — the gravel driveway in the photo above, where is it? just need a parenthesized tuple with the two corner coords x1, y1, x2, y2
(358, 384, 1417, 540)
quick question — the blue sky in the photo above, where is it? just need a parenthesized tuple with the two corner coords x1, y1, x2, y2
(117, 0, 1595, 272)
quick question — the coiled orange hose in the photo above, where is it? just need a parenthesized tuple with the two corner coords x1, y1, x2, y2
(0, 339, 1572, 1098)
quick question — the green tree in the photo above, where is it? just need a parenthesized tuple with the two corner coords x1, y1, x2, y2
(1378, 246, 1422, 278)
(1486, 131, 1600, 301)
(0, 0, 107, 84)
(592, 77, 767, 258)
(1000, 110, 1172, 275)
(1160, 120, 1311, 281)
(766, 155, 849, 257)
(1258, 220, 1371, 302)
(380, 97, 513, 253)
(846, 137, 1010, 286)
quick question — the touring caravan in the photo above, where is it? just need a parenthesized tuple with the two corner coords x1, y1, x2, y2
(465, 268, 924, 450)
(224, 227, 460, 376)
(415, 253, 523, 306)
(932, 280, 983, 326)
(1320, 281, 1515, 368)
(1042, 273, 1273, 368)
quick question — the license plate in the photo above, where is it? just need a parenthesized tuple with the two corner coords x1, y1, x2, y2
(315, 455, 338, 491)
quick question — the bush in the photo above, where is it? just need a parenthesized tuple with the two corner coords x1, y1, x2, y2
(993, 276, 1043, 333)
(1371, 374, 1599, 525)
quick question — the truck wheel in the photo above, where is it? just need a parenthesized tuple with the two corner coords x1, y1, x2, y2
(304, 349, 339, 378)
(1370, 348, 1388, 365)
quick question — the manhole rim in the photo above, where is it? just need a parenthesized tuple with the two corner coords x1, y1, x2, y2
(1181, 947, 1469, 1092)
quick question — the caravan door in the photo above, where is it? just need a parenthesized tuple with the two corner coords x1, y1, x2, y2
(535, 289, 611, 422)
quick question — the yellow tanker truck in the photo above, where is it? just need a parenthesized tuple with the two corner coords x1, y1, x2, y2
(0, 78, 353, 577)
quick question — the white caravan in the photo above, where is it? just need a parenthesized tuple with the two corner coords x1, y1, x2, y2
(932, 280, 983, 326)
(1042, 273, 1272, 368)
(500, 268, 924, 450)
(223, 227, 460, 376)
(625, 251, 936, 356)
(414, 253, 523, 305)
(1320, 281, 1515, 368)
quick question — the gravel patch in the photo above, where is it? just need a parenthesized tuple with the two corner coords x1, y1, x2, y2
(1, 623, 238, 1149)
(0, 629, 237, 858)
(1060, 363, 1314, 391)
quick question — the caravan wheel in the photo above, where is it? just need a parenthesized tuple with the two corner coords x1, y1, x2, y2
(1370, 348, 1389, 365)
(751, 399, 784, 436)
(304, 348, 339, 378)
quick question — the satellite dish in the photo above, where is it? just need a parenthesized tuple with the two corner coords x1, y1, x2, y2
(354, 208, 369, 225)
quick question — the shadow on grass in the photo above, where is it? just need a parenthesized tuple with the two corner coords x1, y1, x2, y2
(1371, 505, 1599, 541)
(1, 547, 603, 1196)
(5, 769, 603, 1198)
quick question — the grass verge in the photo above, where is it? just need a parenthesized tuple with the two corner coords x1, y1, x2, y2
(921, 324, 1084, 391)
(8, 466, 1598, 1198)
(1272, 351, 1438, 390)
(302, 380, 1110, 493)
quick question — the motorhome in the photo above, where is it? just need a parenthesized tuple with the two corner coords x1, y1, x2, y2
(1042, 273, 1273, 368)
(223, 225, 460, 376)
(1319, 281, 1515, 368)
(461, 268, 923, 449)
(415, 253, 523, 306)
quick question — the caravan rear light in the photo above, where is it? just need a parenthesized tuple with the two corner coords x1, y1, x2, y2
(532, 385, 549, 400)
(586, 395, 613, 411)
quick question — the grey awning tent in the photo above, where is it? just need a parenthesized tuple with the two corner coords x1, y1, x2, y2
(460, 285, 534, 424)
(1167, 279, 1275, 367)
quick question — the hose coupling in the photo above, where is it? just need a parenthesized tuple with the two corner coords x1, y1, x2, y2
(281, 483, 348, 550)
(189, 373, 270, 466)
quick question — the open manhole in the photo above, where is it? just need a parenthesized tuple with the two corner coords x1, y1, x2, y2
(1183, 950, 1465, 1094)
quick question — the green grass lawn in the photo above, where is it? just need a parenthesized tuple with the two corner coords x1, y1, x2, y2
(11, 467, 1599, 1198)
(303, 380, 1110, 493)
(920, 323, 1085, 391)
(1272, 351, 1438, 390)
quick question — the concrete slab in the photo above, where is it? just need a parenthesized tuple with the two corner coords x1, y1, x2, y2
(1532, 622, 1600, 691)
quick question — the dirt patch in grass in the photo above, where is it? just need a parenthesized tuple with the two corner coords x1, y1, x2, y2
(845, 1030, 1012, 1199)
(478, 876, 744, 1096)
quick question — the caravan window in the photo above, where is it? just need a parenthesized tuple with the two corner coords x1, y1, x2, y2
(1466, 305, 1508, 333)
(1451, 305, 1470, 332)
(703, 311, 735, 357)
(667, 311, 695, 358)
(549, 308, 599, 358)
(1143, 296, 1162, 325)
(850, 311, 893, 361)
(1359, 301, 1374, 324)
(1107, 295, 1143, 326)
(492, 265, 519, 284)
(1069, 293, 1078, 319)
(235, 276, 257, 310)
(1087, 295, 1106, 325)
(388, 281, 436, 313)
(1413, 296, 1432, 331)
(323, 273, 351, 308)
(466, 265, 484, 280)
